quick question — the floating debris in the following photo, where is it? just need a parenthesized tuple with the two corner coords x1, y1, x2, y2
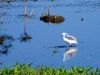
(40, 15, 65, 24)
(49, 15, 65, 24)
(40, 15, 50, 23)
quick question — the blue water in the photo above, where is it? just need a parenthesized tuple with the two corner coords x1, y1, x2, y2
(0, 0, 100, 68)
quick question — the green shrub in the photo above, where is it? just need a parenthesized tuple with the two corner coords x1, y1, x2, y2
(0, 64, 99, 75)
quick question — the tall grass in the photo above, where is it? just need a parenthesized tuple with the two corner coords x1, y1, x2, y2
(0, 64, 100, 75)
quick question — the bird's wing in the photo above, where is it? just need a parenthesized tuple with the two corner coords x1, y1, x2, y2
(67, 36, 77, 41)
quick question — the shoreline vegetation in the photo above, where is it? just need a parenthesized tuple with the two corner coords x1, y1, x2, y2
(0, 64, 100, 75)
(0, 1, 100, 75)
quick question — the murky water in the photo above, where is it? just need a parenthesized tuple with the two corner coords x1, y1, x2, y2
(0, 0, 100, 68)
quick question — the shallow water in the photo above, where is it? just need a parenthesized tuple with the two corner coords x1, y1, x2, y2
(0, 0, 100, 68)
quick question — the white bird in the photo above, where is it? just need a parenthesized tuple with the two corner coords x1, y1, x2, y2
(62, 32, 77, 46)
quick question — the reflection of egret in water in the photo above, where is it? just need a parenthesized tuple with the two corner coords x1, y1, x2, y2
(20, 12, 32, 42)
(63, 47, 77, 63)
(50, 45, 77, 62)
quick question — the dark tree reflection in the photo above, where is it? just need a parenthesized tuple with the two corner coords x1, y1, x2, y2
(0, 34, 14, 55)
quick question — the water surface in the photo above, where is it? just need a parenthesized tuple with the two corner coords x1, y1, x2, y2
(0, 0, 100, 68)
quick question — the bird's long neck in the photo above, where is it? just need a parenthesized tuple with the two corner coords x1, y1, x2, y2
(63, 35, 67, 39)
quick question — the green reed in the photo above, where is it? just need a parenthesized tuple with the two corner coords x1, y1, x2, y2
(0, 63, 100, 75)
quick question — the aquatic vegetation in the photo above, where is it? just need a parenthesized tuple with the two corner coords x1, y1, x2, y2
(0, 34, 13, 55)
(24, 0, 27, 16)
(40, 15, 65, 24)
(23, 0, 33, 18)
(40, 15, 50, 23)
(0, 34, 13, 45)
(0, 0, 99, 72)
(20, 9, 32, 42)
(40, 1, 64, 24)
(20, 32, 32, 42)
(40, 4, 64, 23)
(0, 64, 99, 75)
(49, 15, 65, 24)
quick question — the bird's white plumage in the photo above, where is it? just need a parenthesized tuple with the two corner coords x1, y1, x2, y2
(62, 32, 77, 45)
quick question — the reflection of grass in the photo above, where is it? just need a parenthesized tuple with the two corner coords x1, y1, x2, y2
(0, 64, 99, 75)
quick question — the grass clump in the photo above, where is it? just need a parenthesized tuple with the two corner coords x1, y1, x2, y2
(0, 64, 100, 75)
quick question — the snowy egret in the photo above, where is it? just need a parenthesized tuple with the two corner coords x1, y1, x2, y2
(62, 32, 77, 46)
